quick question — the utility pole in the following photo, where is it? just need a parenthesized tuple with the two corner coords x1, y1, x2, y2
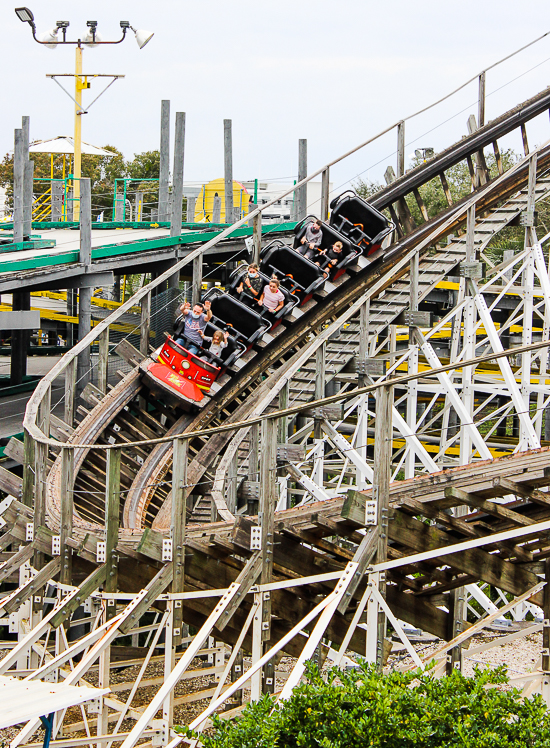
(73, 46, 83, 222)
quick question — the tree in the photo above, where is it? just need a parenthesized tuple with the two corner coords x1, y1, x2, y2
(0, 144, 127, 220)
(126, 150, 160, 219)
(353, 148, 550, 267)
(0, 146, 173, 221)
(81, 145, 127, 220)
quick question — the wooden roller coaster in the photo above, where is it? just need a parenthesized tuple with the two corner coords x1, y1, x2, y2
(3, 77, 550, 747)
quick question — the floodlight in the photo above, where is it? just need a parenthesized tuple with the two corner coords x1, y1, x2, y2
(414, 148, 435, 162)
(83, 21, 102, 47)
(15, 7, 34, 24)
(83, 29, 103, 47)
(39, 27, 58, 49)
(132, 27, 154, 49)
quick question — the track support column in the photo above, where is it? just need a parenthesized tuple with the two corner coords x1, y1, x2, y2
(224, 119, 234, 223)
(140, 292, 151, 357)
(59, 446, 74, 586)
(97, 448, 121, 744)
(296, 139, 307, 221)
(159, 100, 170, 222)
(374, 383, 392, 669)
(259, 417, 277, 694)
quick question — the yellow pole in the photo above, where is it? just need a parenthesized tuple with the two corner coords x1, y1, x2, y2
(73, 45, 83, 222)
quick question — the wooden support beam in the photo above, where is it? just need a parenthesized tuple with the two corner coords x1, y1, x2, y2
(21, 431, 34, 507)
(97, 328, 109, 394)
(224, 119, 234, 223)
(494, 477, 550, 507)
(172, 437, 187, 645)
(386, 586, 450, 641)
(6, 436, 25, 466)
(51, 565, 107, 628)
(337, 525, 378, 615)
(105, 449, 121, 610)
(521, 123, 529, 156)
(374, 383, 392, 665)
(192, 254, 203, 307)
(159, 100, 170, 222)
(140, 292, 151, 357)
(217, 551, 262, 631)
(412, 188, 429, 222)
(33, 439, 48, 570)
(296, 139, 307, 221)
(320, 168, 330, 222)
(64, 357, 77, 427)
(398, 495, 478, 537)
(170, 111, 186, 236)
(253, 213, 262, 266)
(444, 486, 535, 527)
(0, 543, 34, 584)
(2, 558, 61, 616)
(277, 380, 289, 444)
(0, 464, 23, 499)
(59, 446, 74, 585)
(439, 172, 453, 206)
(388, 509, 543, 607)
(492, 140, 503, 175)
(260, 418, 277, 642)
(119, 564, 173, 635)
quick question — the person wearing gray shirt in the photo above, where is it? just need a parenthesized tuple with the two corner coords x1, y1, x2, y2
(298, 218, 323, 260)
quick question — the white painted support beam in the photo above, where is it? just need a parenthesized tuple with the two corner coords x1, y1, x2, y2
(473, 287, 539, 449)
(414, 332, 492, 460)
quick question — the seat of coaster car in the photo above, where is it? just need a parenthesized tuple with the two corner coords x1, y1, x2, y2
(329, 190, 394, 254)
(259, 240, 326, 298)
(203, 288, 270, 345)
(293, 216, 358, 274)
(227, 265, 272, 310)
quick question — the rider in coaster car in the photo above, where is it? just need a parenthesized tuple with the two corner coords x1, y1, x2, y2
(258, 278, 285, 317)
(200, 329, 229, 362)
(236, 263, 263, 302)
(319, 241, 344, 276)
(297, 218, 323, 261)
(173, 300, 212, 355)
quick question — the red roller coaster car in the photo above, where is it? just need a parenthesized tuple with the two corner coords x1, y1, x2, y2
(141, 336, 220, 410)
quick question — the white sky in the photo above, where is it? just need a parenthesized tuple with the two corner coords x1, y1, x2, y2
(3, 0, 550, 193)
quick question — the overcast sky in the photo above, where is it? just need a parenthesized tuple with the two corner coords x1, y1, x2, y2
(3, 1, 550, 193)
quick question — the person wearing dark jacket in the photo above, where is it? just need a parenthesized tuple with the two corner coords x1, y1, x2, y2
(236, 263, 263, 301)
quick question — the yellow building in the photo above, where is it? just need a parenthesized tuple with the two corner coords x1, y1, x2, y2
(194, 178, 250, 223)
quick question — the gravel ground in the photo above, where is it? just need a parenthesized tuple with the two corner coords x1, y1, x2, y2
(0, 626, 545, 745)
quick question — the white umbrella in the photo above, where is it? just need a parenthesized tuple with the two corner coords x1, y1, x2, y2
(29, 136, 115, 157)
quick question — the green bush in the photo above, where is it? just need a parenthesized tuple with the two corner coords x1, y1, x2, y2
(178, 662, 550, 747)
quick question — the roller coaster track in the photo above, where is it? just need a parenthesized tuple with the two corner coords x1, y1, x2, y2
(43, 132, 550, 539)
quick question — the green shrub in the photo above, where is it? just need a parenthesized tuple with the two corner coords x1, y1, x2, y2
(178, 662, 550, 747)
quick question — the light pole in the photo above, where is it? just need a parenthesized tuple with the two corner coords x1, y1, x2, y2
(15, 7, 154, 221)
